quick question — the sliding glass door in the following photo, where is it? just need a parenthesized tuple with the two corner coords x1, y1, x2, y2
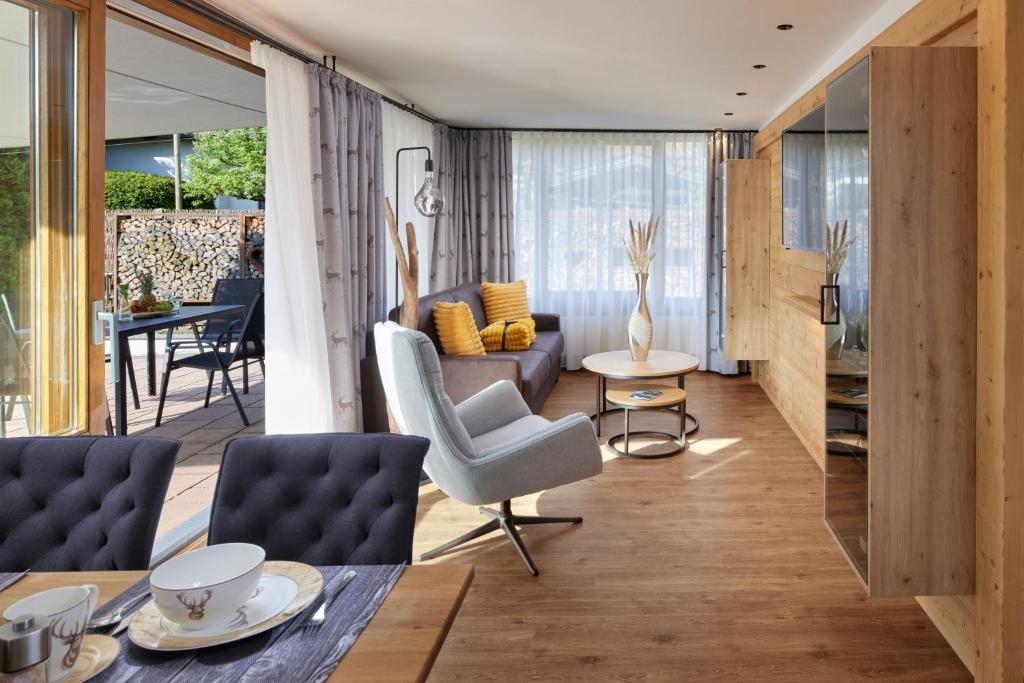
(1, 0, 91, 436)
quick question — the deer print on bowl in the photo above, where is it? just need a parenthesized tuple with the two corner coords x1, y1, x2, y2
(176, 589, 214, 620)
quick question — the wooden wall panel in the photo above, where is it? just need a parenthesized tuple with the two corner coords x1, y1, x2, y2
(975, 0, 1024, 679)
(753, 140, 825, 468)
(918, 595, 977, 678)
(868, 45, 977, 598)
(723, 159, 770, 361)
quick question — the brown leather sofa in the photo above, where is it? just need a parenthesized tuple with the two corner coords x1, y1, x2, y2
(361, 283, 563, 433)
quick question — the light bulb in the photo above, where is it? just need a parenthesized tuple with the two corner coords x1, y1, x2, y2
(414, 160, 445, 217)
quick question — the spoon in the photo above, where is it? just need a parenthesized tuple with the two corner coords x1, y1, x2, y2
(87, 592, 150, 630)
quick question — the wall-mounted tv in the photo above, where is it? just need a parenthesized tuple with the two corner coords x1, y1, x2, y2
(781, 106, 825, 251)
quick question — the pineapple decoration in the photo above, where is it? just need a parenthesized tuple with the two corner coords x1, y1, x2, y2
(138, 271, 158, 312)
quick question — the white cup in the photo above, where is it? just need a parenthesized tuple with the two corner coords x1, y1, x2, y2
(3, 584, 99, 682)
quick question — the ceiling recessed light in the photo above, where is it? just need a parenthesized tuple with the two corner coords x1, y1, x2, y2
(736, 92, 748, 96)
(724, 112, 734, 116)
(777, 23, 794, 31)
(753, 64, 767, 69)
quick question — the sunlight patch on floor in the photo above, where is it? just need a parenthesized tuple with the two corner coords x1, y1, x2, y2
(688, 449, 752, 480)
(686, 437, 743, 456)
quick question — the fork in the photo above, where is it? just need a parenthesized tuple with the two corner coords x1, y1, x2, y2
(303, 570, 356, 628)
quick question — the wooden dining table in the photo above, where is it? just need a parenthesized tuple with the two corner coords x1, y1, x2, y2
(0, 564, 473, 682)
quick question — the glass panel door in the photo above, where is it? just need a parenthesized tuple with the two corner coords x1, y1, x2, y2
(0, 0, 81, 436)
(823, 58, 870, 581)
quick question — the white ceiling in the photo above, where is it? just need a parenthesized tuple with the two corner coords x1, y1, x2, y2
(210, 0, 891, 130)
(105, 17, 265, 140)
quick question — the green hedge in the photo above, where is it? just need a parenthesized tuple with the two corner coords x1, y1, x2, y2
(0, 151, 31, 300)
(104, 170, 215, 210)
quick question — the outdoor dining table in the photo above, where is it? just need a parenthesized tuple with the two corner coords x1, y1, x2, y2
(111, 304, 246, 436)
(0, 564, 473, 682)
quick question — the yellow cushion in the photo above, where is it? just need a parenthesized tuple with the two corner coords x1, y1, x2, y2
(481, 280, 531, 326)
(432, 302, 485, 356)
(480, 319, 536, 352)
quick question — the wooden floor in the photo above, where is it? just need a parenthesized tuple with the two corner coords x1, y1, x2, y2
(418, 370, 970, 682)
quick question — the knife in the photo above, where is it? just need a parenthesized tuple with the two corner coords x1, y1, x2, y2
(108, 593, 151, 638)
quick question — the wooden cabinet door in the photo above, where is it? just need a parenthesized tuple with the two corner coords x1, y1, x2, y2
(723, 159, 770, 361)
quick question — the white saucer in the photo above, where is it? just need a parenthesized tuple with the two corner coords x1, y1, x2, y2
(160, 574, 298, 639)
(128, 561, 323, 652)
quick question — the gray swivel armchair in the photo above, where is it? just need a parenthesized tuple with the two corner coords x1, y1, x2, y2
(374, 321, 602, 575)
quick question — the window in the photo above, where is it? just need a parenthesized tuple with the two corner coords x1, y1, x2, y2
(513, 131, 708, 369)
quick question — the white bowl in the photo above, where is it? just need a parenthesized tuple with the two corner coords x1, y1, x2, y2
(149, 543, 264, 630)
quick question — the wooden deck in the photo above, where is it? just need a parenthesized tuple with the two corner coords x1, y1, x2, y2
(109, 356, 265, 537)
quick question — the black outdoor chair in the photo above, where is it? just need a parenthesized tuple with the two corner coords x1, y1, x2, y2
(154, 278, 263, 427)
(0, 436, 180, 571)
(235, 289, 265, 394)
(0, 319, 32, 437)
(208, 433, 430, 565)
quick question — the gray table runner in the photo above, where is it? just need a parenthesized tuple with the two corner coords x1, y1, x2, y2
(90, 564, 404, 683)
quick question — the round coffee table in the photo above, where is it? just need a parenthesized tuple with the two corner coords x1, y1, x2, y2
(605, 384, 687, 458)
(581, 350, 700, 452)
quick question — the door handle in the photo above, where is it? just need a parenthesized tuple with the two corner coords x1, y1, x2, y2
(94, 307, 119, 384)
(820, 284, 840, 325)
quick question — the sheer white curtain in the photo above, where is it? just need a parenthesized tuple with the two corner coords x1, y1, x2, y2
(252, 43, 335, 433)
(382, 103, 433, 312)
(513, 131, 708, 370)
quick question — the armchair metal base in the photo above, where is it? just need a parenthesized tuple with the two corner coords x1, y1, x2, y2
(419, 499, 582, 576)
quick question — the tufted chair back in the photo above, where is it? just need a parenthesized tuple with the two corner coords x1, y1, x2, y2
(0, 436, 180, 572)
(207, 433, 429, 565)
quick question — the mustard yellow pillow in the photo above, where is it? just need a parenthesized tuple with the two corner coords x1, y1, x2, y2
(480, 319, 536, 352)
(481, 280, 531, 326)
(433, 302, 485, 356)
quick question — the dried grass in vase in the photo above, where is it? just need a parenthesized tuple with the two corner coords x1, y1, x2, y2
(624, 216, 660, 274)
(825, 220, 853, 275)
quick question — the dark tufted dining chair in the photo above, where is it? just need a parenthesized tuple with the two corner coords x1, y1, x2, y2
(208, 433, 430, 565)
(0, 436, 180, 572)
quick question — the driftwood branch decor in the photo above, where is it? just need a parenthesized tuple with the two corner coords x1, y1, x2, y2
(384, 197, 419, 329)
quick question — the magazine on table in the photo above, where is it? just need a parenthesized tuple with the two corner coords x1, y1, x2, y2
(629, 389, 663, 401)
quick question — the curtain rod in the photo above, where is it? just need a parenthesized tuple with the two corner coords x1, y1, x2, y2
(173, 2, 759, 136)
(477, 127, 759, 134)
(172, 2, 443, 123)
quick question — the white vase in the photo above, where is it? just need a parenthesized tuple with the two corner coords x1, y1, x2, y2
(627, 272, 653, 361)
(824, 272, 846, 359)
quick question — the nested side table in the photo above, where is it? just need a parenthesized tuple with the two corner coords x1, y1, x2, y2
(581, 350, 700, 457)
(604, 384, 687, 458)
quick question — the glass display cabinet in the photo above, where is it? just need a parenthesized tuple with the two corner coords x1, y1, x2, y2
(820, 48, 977, 596)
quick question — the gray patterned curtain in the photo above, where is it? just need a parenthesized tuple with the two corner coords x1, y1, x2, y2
(706, 131, 755, 374)
(308, 65, 386, 429)
(430, 126, 515, 291)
